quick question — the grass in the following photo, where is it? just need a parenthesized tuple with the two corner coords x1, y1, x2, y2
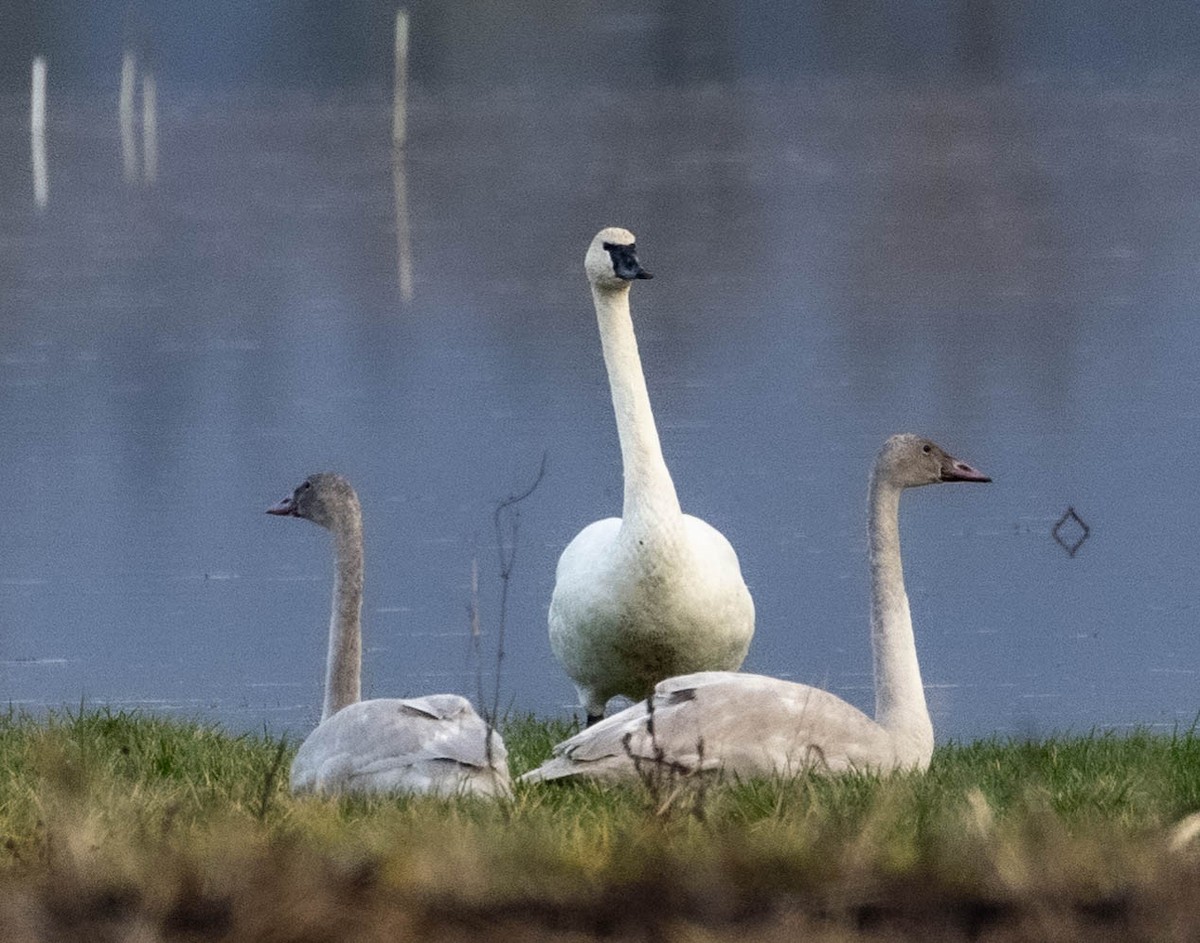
(0, 709, 1199, 940)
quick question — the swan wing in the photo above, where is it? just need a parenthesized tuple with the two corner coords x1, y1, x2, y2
(291, 696, 510, 797)
(521, 672, 895, 783)
(552, 517, 622, 583)
(396, 693, 486, 723)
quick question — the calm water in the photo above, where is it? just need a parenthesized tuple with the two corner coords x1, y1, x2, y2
(3, 6, 1200, 743)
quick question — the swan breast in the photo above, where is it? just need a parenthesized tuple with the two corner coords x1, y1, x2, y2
(549, 516, 753, 694)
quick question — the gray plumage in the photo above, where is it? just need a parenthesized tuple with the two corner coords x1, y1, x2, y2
(268, 473, 511, 797)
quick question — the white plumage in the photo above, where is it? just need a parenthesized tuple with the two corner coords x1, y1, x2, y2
(549, 228, 755, 725)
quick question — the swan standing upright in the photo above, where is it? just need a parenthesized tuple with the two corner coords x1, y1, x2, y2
(525, 435, 989, 782)
(549, 228, 755, 726)
(268, 473, 510, 797)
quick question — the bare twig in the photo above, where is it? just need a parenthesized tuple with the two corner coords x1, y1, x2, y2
(470, 556, 483, 712)
(620, 696, 707, 820)
(471, 454, 547, 768)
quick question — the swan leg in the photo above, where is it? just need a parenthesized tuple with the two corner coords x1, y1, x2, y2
(576, 684, 609, 727)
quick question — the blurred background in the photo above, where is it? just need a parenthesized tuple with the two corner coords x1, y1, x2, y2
(2, 1, 1199, 742)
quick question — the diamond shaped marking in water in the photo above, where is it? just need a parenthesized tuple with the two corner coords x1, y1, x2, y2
(1052, 507, 1090, 558)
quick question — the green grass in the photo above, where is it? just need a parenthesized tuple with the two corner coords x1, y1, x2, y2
(1, 708, 1200, 940)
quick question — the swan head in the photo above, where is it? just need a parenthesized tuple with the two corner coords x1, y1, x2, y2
(878, 434, 991, 489)
(585, 227, 653, 290)
(266, 472, 361, 532)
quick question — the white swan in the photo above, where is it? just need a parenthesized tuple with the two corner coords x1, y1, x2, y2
(548, 227, 756, 725)
(524, 434, 990, 782)
(268, 473, 511, 797)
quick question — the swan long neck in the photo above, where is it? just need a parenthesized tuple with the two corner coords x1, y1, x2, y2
(323, 513, 364, 721)
(592, 285, 681, 531)
(866, 473, 932, 751)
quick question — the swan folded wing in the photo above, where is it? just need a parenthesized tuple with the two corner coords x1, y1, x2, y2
(397, 693, 484, 723)
(356, 696, 506, 768)
(532, 672, 750, 778)
(291, 697, 509, 795)
(680, 516, 748, 579)
(554, 518, 621, 580)
(526, 672, 894, 781)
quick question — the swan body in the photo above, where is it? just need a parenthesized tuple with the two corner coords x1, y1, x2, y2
(289, 694, 507, 796)
(269, 473, 510, 797)
(549, 228, 755, 724)
(525, 435, 989, 783)
(524, 671, 904, 783)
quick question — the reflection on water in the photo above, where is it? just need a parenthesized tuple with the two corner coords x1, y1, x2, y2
(142, 71, 158, 185)
(392, 9, 409, 149)
(118, 51, 158, 186)
(29, 57, 47, 208)
(2, 6, 1200, 744)
(119, 52, 138, 182)
(392, 146, 413, 302)
(391, 8, 413, 302)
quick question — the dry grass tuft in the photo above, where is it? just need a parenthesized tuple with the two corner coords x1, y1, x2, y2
(0, 710, 1197, 940)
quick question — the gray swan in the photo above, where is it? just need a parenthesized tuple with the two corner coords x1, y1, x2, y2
(268, 473, 510, 796)
(526, 435, 989, 782)
(548, 227, 755, 726)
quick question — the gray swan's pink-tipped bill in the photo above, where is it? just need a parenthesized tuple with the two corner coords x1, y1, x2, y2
(939, 459, 991, 483)
(265, 495, 297, 516)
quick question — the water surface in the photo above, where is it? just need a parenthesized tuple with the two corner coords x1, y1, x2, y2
(3, 7, 1200, 743)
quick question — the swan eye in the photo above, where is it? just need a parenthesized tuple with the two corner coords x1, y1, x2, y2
(922, 445, 932, 454)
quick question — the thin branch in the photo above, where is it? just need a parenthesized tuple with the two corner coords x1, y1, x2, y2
(467, 454, 547, 770)
(488, 453, 547, 729)
(470, 556, 483, 713)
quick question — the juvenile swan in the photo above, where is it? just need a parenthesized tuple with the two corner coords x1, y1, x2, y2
(268, 473, 510, 796)
(525, 435, 989, 782)
(549, 228, 755, 725)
